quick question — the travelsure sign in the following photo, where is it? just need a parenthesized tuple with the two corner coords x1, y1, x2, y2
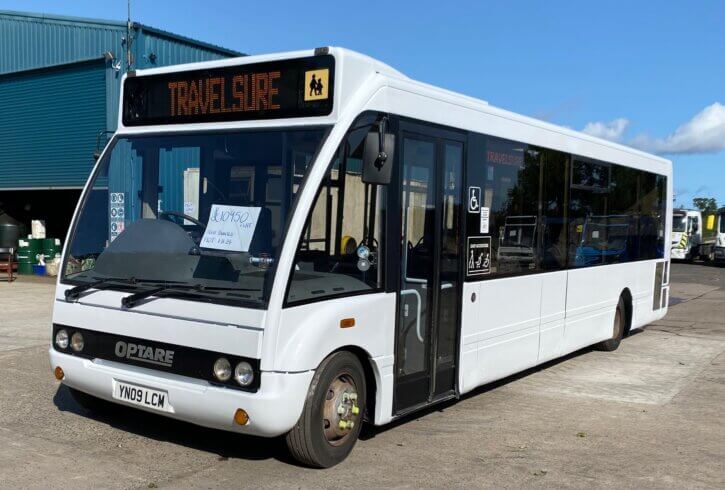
(122, 55, 334, 126)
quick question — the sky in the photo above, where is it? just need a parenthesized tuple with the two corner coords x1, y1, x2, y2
(2, 0, 724, 207)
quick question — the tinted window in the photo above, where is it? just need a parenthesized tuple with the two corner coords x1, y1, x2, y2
(540, 149, 569, 270)
(468, 135, 541, 277)
(639, 173, 667, 259)
(569, 158, 613, 267)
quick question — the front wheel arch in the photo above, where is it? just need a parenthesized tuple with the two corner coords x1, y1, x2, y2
(620, 288, 633, 337)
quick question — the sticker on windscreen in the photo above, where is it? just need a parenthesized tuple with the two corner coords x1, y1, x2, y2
(201, 204, 261, 252)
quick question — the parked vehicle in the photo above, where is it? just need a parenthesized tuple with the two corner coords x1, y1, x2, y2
(49, 47, 672, 467)
(671, 208, 716, 261)
(714, 208, 725, 265)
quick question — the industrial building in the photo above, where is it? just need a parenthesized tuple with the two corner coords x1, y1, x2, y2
(0, 10, 241, 239)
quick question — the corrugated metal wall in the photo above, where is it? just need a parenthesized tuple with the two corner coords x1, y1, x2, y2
(0, 10, 241, 190)
(0, 12, 240, 75)
(0, 13, 124, 75)
(0, 60, 106, 188)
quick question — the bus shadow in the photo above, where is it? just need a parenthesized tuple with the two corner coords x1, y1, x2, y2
(52, 384, 296, 465)
(360, 340, 630, 441)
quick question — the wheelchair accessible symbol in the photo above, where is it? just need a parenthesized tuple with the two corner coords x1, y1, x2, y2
(468, 186, 481, 213)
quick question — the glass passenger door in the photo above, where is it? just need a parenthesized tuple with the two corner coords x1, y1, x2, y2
(394, 125, 464, 413)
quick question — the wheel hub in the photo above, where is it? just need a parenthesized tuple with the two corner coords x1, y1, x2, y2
(322, 375, 359, 445)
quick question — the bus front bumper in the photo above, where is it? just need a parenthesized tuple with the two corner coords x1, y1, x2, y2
(49, 349, 313, 437)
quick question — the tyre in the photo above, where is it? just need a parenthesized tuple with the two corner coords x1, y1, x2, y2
(285, 351, 366, 468)
(68, 386, 109, 413)
(596, 296, 626, 352)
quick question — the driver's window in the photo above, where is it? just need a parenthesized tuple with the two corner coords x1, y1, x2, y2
(286, 125, 386, 304)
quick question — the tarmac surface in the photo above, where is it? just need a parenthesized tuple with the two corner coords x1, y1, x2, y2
(0, 263, 723, 488)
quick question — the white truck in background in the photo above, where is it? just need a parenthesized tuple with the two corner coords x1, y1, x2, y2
(714, 208, 725, 265)
(671, 208, 721, 262)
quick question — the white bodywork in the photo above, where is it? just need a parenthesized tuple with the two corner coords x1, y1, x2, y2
(671, 209, 701, 260)
(50, 47, 672, 436)
(716, 212, 725, 263)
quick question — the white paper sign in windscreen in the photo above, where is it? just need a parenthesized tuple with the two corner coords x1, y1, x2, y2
(201, 205, 261, 252)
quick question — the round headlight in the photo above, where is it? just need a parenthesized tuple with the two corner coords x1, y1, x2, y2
(213, 357, 232, 382)
(70, 332, 84, 352)
(55, 329, 69, 349)
(234, 361, 254, 387)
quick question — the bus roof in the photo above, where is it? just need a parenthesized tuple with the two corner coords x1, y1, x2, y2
(120, 47, 669, 167)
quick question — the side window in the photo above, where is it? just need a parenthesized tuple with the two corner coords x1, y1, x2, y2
(540, 149, 569, 270)
(471, 135, 541, 277)
(607, 165, 640, 265)
(286, 123, 386, 304)
(569, 158, 612, 267)
(638, 173, 666, 259)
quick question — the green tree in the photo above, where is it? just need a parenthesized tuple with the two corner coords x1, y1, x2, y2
(693, 197, 718, 213)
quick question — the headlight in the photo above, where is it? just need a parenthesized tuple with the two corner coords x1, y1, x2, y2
(234, 361, 254, 386)
(70, 332, 84, 352)
(213, 358, 232, 382)
(55, 329, 69, 349)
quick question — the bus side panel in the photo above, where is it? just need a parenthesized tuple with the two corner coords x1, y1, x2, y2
(459, 282, 481, 393)
(275, 293, 396, 422)
(563, 262, 642, 353)
(632, 260, 669, 329)
(459, 275, 541, 394)
(538, 271, 568, 363)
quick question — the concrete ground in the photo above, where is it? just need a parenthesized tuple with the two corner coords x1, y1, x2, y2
(0, 263, 723, 489)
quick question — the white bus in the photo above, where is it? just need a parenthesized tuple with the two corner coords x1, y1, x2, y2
(716, 207, 725, 264)
(50, 48, 672, 467)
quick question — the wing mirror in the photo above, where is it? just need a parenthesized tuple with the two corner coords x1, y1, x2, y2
(362, 117, 395, 185)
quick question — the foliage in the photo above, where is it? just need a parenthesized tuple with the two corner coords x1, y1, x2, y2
(692, 197, 718, 213)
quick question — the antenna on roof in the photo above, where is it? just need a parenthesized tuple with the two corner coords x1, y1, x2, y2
(125, 0, 133, 70)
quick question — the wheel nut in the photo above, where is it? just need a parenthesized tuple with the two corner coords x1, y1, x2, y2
(351, 406, 360, 415)
(339, 420, 348, 430)
(349, 393, 358, 401)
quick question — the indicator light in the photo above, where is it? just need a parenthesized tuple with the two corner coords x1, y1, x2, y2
(234, 409, 249, 426)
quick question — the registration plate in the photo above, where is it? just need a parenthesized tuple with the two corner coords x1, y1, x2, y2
(113, 381, 170, 412)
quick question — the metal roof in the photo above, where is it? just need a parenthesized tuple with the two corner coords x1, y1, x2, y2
(0, 10, 243, 58)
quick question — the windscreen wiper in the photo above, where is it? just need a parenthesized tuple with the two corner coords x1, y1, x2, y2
(65, 277, 137, 301)
(121, 284, 261, 309)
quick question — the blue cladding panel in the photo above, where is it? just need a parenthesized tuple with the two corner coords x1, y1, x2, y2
(0, 14, 124, 75)
(0, 12, 240, 75)
(0, 11, 239, 191)
(0, 60, 106, 188)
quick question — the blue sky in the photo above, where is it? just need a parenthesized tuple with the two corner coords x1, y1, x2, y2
(3, 0, 724, 207)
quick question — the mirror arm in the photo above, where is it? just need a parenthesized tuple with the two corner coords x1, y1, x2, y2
(377, 116, 389, 163)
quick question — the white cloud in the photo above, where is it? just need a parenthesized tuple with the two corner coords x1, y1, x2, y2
(630, 102, 725, 154)
(581, 102, 725, 155)
(582, 118, 629, 142)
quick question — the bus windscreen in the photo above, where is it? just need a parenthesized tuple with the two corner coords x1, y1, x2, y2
(123, 55, 334, 126)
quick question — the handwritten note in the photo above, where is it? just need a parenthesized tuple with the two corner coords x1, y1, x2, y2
(201, 205, 261, 252)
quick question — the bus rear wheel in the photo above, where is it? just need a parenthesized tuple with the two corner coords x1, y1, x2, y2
(285, 351, 366, 468)
(596, 297, 626, 352)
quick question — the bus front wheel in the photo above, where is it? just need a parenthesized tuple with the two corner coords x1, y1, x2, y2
(285, 351, 366, 468)
(596, 297, 626, 352)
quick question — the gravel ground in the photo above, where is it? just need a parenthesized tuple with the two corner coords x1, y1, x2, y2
(0, 262, 723, 489)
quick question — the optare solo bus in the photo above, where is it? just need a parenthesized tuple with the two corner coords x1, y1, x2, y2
(50, 47, 672, 468)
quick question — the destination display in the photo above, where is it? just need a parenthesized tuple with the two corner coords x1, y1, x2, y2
(123, 55, 335, 126)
